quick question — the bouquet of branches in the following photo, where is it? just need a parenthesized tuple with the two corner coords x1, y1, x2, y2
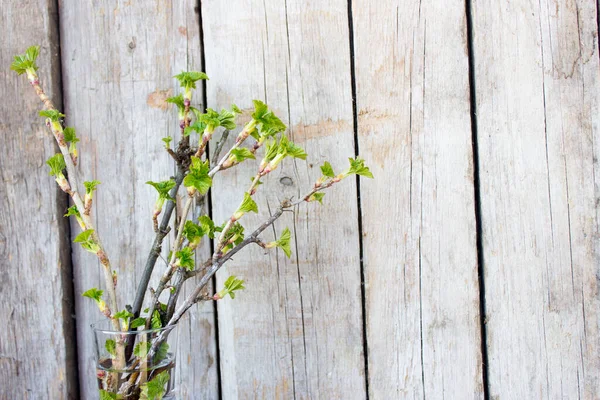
(11, 45, 373, 399)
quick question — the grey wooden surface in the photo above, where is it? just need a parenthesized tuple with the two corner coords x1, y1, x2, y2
(0, 0, 77, 398)
(1, 1, 598, 399)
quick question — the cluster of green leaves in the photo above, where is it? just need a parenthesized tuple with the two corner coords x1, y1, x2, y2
(74, 229, 100, 253)
(84, 180, 101, 196)
(10, 45, 39, 75)
(46, 154, 66, 178)
(221, 222, 244, 254)
(64, 205, 85, 229)
(82, 287, 109, 316)
(183, 156, 212, 195)
(140, 370, 170, 400)
(250, 100, 287, 138)
(175, 247, 195, 270)
(260, 135, 307, 173)
(345, 157, 373, 178)
(233, 192, 258, 220)
(98, 390, 117, 400)
(228, 148, 256, 163)
(190, 107, 237, 135)
(217, 276, 245, 299)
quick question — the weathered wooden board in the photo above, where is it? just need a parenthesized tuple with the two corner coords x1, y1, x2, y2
(59, 2, 218, 398)
(0, 1, 78, 398)
(202, 0, 366, 398)
(470, 0, 600, 397)
(352, 0, 484, 398)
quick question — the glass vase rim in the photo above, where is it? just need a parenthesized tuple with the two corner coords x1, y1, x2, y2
(90, 320, 177, 335)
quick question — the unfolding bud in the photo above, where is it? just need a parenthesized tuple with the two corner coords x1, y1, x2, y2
(55, 175, 71, 194)
(98, 299, 111, 318)
(112, 271, 117, 287)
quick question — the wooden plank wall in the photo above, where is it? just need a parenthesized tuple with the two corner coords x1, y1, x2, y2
(1, 1, 599, 399)
(0, 1, 77, 398)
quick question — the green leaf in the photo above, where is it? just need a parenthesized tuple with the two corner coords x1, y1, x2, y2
(166, 94, 185, 114)
(130, 318, 146, 329)
(218, 109, 237, 130)
(99, 389, 117, 400)
(174, 71, 209, 90)
(151, 310, 162, 330)
(278, 136, 307, 160)
(63, 127, 79, 143)
(105, 339, 116, 357)
(146, 179, 176, 201)
(46, 154, 66, 177)
(308, 192, 325, 204)
(84, 180, 101, 195)
(198, 215, 218, 239)
(64, 205, 80, 218)
(229, 148, 256, 163)
(347, 157, 374, 178)
(140, 370, 170, 400)
(162, 136, 173, 148)
(74, 229, 100, 253)
(320, 161, 335, 178)
(218, 276, 246, 299)
(182, 221, 205, 243)
(185, 120, 207, 136)
(113, 310, 133, 321)
(235, 192, 258, 216)
(231, 104, 242, 114)
(154, 342, 169, 363)
(39, 109, 65, 122)
(275, 228, 292, 258)
(175, 247, 195, 270)
(82, 287, 103, 302)
(263, 139, 279, 162)
(134, 341, 150, 358)
(183, 157, 212, 194)
(251, 100, 287, 137)
(11, 45, 40, 75)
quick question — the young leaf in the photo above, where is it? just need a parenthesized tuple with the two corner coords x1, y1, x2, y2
(347, 157, 374, 178)
(251, 100, 286, 137)
(63, 127, 79, 143)
(274, 227, 292, 258)
(146, 179, 176, 201)
(308, 192, 325, 204)
(113, 310, 133, 321)
(231, 104, 242, 114)
(174, 71, 209, 90)
(130, 317, 146, 329)
(218, 109, 237, 130)
(229, 148, 256, 163)
(320, 161, 335, 178)
(166, 94, 185, 109)
(39, 109, 65, 122)
(218, 276, 246, 299)
(154, 342, 169, 363)
(185, 120, 207, 136)
(105, 339, 116, 357)
(64, 205, 80, 218)
(84, 180, 101, 195)
(74, 229, 100, 253)
(183, 157, 212, 194)
(151, 310, 162, 329)
(183, 221, 205, 243)
(46, 154, 66, 177)
(162, 136, 173, 148)
(198, 215, 218, 239)
(234, 192, 258, 219)
(279, 136, 307, 160)
(11, 45, 40, 75)
(99, 390, 117, 400)
(134, 341, 150, 358)
(82, 287, 103, 302)
(140, 371, 170, 400)
(175, 247, 195, 270)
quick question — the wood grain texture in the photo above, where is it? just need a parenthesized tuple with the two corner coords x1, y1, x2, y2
(352, 0, 484, 398)
(471, 0, 600, 398)
(202, 0, 366, 398)
(59, 2, 218, 398)
(0, 1, 78, 398)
